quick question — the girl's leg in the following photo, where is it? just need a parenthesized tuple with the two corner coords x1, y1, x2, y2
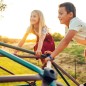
(41, 59, 47, 69)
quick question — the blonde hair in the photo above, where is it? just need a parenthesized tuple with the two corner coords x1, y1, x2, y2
(27, 10, 46, 37)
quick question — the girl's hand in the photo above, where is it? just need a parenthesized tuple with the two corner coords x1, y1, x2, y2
(35, 50, 42, 57)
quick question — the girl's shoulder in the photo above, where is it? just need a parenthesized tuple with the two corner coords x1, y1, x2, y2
(42, 26, 49, 34)
(42, 25, 48, 29)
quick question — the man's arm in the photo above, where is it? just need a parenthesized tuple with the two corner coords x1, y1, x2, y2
(46, 30, 77, 60)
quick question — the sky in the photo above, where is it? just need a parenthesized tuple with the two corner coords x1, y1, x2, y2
(0, 0, 86, 39)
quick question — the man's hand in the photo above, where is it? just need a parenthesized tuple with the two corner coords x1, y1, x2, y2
(44, 57, 51, 63)
(44, 55, 54, 65)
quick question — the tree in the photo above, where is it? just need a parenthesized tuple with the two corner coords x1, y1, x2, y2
(52, 32, 64, 41)
(0, 0, 6, 11)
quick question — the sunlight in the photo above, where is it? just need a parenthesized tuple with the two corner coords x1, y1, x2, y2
(1, 0, 86, 38)
(27, 33, 36, 40)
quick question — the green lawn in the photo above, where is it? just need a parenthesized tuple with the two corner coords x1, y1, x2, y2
(0, 57, 42, 86)
(0, 57, 78, 86)
(0, 41, 86, 86)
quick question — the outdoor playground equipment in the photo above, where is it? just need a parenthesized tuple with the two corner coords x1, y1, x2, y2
(0, 42, 83, 86)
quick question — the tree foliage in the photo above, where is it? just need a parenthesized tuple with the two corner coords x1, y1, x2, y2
(0, 0, 7, 11)
(0, 35, 20, 43)
(52, 32, 64, 41)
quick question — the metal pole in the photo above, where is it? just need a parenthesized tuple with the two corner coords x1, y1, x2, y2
(0, 54, 37, 58)
(75, 58, 77, 79)
(0, 42, 46, 58)
(0, 49, 43, 76)
(0, 74, 42, 82)
(52, 62, 70, 86)
(0, 66, 31, 84)
(0, 49, 57, 86)
(52, 62, 80, 86)
(0, 66, 14, 75)
(46, 61, 51, 68)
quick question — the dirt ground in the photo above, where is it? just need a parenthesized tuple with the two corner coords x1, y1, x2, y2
(54, 53, 86, 83)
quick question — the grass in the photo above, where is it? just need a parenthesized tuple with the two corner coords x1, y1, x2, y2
(0, 57, 81, 86)
(0, 41, 86, 86)
(55, 41, 86, 84)
(0, 57, 42, 86)
(0, 57, 78, 86)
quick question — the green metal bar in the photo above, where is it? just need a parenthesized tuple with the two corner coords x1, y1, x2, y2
(0, 49, 43, 76)
(0, 42, 46, 57)
(49, 81, 57, 86)
(0, 49, 56, 86)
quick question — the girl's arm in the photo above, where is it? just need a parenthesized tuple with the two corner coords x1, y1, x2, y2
(45, 30, 77, 60)
(35, 33, 46, 56)
(14, 31, 29, 54)
(17, 32, 29, 47)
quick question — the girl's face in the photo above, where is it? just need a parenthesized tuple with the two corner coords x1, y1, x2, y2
(58, 7, 73, 26)
(30, 12, 39, 25)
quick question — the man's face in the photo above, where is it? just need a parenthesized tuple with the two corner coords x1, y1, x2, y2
(58, 7, 72, 25)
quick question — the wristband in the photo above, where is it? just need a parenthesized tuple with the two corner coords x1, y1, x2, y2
(48, 55, 54, 60)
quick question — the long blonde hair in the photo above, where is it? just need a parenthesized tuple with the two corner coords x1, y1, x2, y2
(27, 10, 46, 37)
